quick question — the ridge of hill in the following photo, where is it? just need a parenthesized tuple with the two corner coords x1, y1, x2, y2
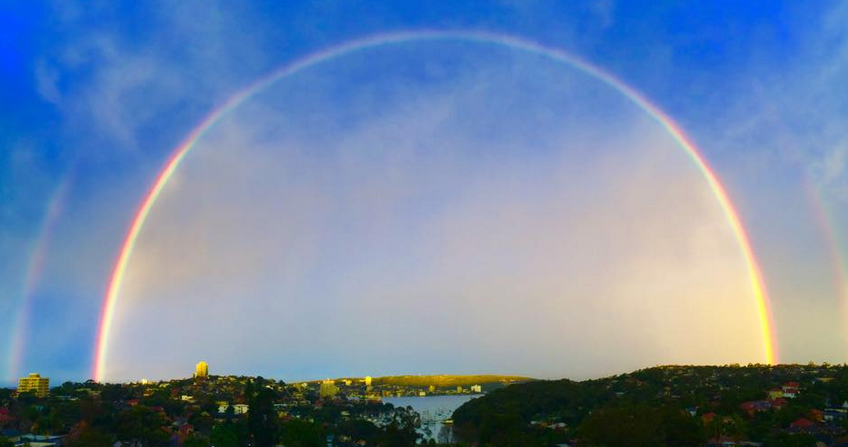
(302, 374, 533, 387)
(374, 374, 532, 387)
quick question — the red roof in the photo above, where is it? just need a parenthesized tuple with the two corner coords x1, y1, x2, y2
(790, 418, 815, 428)
(770, 398, 787, 408)
(785, 381, 800, 387)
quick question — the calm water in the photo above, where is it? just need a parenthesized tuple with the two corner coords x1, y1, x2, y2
(383, 394, 479, 443)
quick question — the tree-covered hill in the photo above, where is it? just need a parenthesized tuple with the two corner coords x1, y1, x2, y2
(451, 364, 848, 447)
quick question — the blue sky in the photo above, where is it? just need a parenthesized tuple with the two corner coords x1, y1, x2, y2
(2, 1, 848, 385)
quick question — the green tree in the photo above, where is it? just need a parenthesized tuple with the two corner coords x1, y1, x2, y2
(374, 421, 420, 447)
(182, 434, 210, 447)
(115, 406, 170, 447)
(763, 432, 817, 447)
(210, 424, 239, 447)
(66, 427, 113, 447)
(659, 407, 704, 447)
(578, 404, 663, 447)
(246, 379, 277, 447)
(336, 419, 378, 443)
(278, 419, 325, 447)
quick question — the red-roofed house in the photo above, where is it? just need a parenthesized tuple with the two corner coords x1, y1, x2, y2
(790, 418, 815, 431)
(740, 401, 771, 416)
(0, 408, 14, 426)
(770, 398, 788, 410)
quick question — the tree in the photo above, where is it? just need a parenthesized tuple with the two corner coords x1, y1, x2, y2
(115, 406, 169, 447)
(246, 380, 277, 447)
(65, 426, 113, 447)
(578, 404, 665, 447)
(182, 434, 210, 447)
(278, 419, 325, 447)
(658, 407, 704, 447)
(210, 424, 239, 447)
(763, 432, 817, 447)
(374, 421, 420, 447)
(336, 419, 378, 443)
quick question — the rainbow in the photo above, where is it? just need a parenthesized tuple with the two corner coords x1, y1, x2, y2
(804, 177, 848, 337)
(93, 31, 778, 381)
(7, 174, 74, 382)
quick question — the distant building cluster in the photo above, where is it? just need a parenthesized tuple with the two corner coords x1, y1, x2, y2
(17, 373, 49, 397)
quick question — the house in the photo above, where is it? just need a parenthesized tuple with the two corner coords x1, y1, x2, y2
(770, 398, 788, 410)
(16, 434, 66, 447)
(0, 408, 14, 427)
(740, 401, 771, 416)
(782, 382, 800, 398)
(824, 408, 847, 422)
(790, 418, 815, 431)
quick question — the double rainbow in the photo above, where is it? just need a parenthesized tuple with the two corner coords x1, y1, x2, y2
(92, 31, 779, 381)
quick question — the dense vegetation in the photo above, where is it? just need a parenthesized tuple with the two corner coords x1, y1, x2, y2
(451, 364, 848, 447)
(0, 377, 430, 447)
(7, 365, 848, 446)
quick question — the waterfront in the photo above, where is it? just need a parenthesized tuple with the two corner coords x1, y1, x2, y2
(383, 394, 480, 443)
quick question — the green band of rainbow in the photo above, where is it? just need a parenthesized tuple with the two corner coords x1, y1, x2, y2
(93, 31, 778, 381)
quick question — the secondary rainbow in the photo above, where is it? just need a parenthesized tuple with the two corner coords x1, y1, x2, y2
(7, 174, 74, 382)
(804, 176, 848, 339)
(93, 31, 778, 381)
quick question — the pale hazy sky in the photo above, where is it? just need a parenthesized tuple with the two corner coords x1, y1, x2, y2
(2, 1, 848, 384)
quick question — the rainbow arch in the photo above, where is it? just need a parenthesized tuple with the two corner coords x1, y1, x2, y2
(93, 31, 778, 381)
(804, 177, 848, 342)
(6, 174, 74, 382)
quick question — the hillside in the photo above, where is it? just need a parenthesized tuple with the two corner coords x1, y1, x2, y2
(374, 374, 532, 387)
(451, 364, 848, 446)
(303, 374, 533, 387)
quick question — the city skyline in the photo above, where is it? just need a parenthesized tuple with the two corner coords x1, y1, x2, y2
(2, 2, 848, 386)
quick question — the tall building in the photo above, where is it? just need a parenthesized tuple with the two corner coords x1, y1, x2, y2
(319, 379, 339, 399)
(195, 361, 208, 379)
(18, 373, 49, 397)
(364, 376, 372, 386)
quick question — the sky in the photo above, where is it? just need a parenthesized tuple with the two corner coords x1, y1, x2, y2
(1, 1, 848, 385)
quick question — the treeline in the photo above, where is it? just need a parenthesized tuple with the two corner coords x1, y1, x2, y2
(450, 364, 848, 447)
